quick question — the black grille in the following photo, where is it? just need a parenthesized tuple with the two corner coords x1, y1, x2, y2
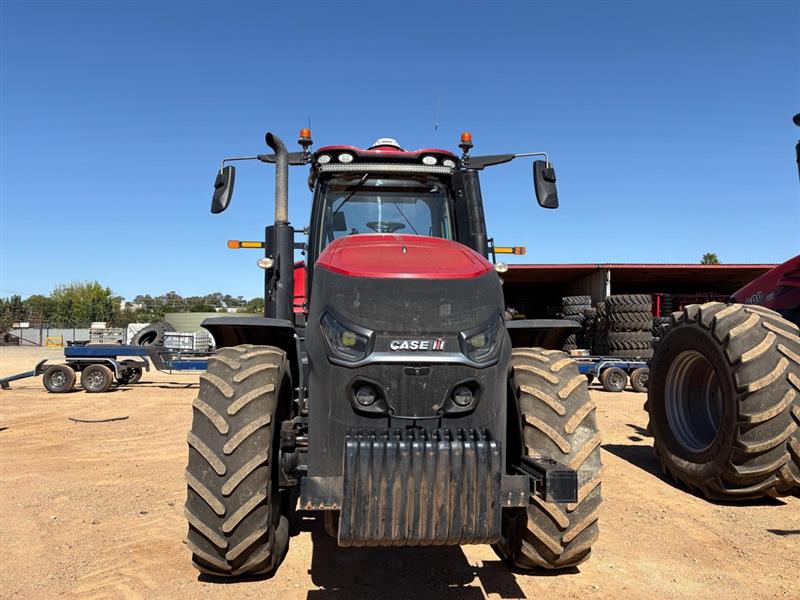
(338, 428, 502, 547)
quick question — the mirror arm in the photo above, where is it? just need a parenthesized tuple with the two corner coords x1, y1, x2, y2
(219, 155, 261, 173)
(514, 151, 551, 167)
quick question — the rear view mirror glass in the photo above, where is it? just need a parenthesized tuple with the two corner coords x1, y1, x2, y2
(211, 166, 235, 214)
(533, 160, 558, 209)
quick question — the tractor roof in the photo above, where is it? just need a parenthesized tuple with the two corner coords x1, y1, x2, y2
(314, 145, 457, 163)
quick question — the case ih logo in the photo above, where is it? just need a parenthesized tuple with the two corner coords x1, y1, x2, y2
(389, 338, 446, 351)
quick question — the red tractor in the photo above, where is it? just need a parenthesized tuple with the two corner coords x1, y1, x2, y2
(184, 130, 602, 577)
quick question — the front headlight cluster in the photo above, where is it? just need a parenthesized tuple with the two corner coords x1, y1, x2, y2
(460, 314, 503, 363)
(320, 313, 373, 362)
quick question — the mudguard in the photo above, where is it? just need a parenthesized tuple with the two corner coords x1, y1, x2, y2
(505, 318, 581, 350)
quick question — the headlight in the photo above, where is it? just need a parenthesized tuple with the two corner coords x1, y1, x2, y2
(320, 312, 372, 362)
(459, 314, 503, 363)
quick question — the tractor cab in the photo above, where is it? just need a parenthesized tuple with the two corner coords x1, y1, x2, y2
(307, 139, 460, 264)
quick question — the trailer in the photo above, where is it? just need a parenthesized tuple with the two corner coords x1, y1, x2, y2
(0, 344, 210, 393)
(571, 355, 650, 393)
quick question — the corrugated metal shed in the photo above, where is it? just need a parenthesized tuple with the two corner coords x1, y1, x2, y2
(164, 312, 262, 332)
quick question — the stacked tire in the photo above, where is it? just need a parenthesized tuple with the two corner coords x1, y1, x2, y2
(606, 294, 653, 359)
(593, 302, 609, 356)
(561, 296, 591, 351)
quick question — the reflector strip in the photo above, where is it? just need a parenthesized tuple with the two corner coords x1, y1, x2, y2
(494, 246, 526, 255)
(227, 240, 265, 249)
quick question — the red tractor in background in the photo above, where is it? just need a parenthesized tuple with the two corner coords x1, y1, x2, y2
(730, 255, 800, 327)
(185, 131, 602, 578)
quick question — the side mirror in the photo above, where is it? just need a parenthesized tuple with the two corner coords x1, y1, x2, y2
(211, 166, 235, 214)
(533, 160, 559, 209)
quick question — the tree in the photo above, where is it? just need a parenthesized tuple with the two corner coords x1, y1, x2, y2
(700, 253, 720, 265)
(245, 297, 264, 314)
(49, 282, 114, 327)
(0, 295, 26, 329)
(24, 294, 54, 324)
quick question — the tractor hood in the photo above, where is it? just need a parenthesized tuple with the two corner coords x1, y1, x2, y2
(315, 234, 493, 280)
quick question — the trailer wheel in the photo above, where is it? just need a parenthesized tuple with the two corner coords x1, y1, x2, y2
(600, 367, 627, 392)
(647, 302, 800, 500)
(116, 367, 143, 385)
(184, 345, 291, 577)
(494, 348, 602, 570)
(127, 367, 143, 384)
(42, 365, 76, 393)
(630, 368, 649, 393)
(80, 364, 114, 393)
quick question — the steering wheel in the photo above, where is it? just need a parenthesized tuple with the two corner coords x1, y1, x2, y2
(365, 221, 406, 234)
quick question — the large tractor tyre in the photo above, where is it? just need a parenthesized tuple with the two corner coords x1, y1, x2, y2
(495, 348, 602, 570)
(562, 296, 592, 307)
(606, 294, 652, 312)
(647, 302, 800, 500)
(607, 331, 653, 345)
(608, 312, 653, 332)
(131, 322, 175, 346)
(184, 345, 291, 577)
(609, 348, 654, 360)
(42, 364, 76, 393)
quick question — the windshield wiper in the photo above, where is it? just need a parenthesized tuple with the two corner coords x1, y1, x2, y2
(391, 201, 419, 234)
(333, 173, 370, 214)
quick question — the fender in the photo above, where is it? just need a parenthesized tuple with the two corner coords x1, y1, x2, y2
(202, 317, 304, 391)
(505, 319, 581, 350)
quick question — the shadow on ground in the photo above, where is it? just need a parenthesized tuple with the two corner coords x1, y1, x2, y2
(603, 443, 790, 507)
(297, 513, 527, 600)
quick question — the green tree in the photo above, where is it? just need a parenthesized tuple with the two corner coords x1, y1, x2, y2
(0, 295, 26, 329)
(24, 294, 54, 324)
(245, 297, 264, 314)
(700, 253, 720, 265)
(50, 282, 114, 327)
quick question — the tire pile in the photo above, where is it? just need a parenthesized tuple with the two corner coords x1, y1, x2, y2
(606, 294, 654, 359)
(560, 295, 591, 350)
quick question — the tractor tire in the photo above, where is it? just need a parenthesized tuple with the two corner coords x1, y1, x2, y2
(562, 296, 592, 307)
(607, 332, 654, 350)
(630, 368, 649, 393)
(184, 345, 291, 577)
(608, 312, 653, 332)
(600, 367, 628, 392)
(609, 348, 654, 360)
(80, 364, 114, 393)
(42, 364, 76, 393)
(647, 302, 800, 500)
(495, 348, 602, 570)
(131, 322, 175, 346)
(606, 294, 652, 311)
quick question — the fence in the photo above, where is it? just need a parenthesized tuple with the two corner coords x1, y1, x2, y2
(9, 327, 92, 346)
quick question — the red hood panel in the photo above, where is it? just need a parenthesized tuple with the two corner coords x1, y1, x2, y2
(315, 234, 494, 279)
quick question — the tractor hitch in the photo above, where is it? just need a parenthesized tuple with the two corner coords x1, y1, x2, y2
(514, 455, 578, 504)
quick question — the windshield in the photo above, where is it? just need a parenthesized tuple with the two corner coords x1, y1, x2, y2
(317, 175, 454, 250)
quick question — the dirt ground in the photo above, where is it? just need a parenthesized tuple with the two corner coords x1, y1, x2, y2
(1, 346, 798, 600)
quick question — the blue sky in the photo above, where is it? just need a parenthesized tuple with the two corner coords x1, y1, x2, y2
(1, 0, 798, 300)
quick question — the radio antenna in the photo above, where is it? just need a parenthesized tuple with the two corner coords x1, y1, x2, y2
(433, 98, 441, 143)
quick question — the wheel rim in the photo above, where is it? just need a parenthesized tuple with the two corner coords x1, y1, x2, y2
(665, 350, 722, 453)
(87, 370, 106, 388)
(639, 372, 649, 387)
(49, 371, 67, 388)
(608, 370, 624, 389)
